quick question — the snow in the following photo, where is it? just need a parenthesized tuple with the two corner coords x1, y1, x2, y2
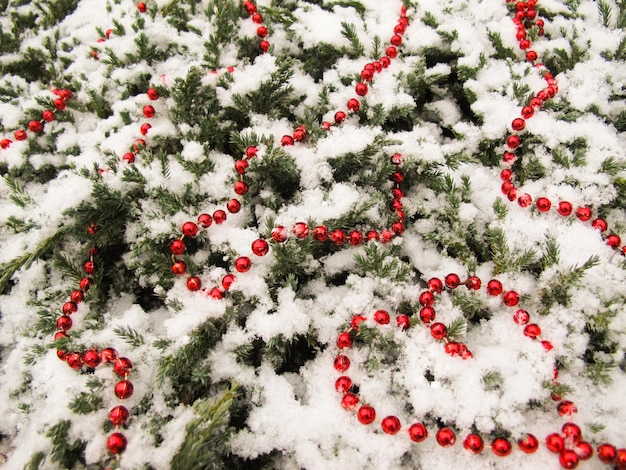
(1, 0, 626, 468)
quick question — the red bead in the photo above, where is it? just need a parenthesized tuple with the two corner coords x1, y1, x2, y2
(430, 322, 447, 340)
(561, 422, 582, 443)
(597, 443, 617, 463)
(526, 50, 538, 62)
(347, 98, 360, 112)
(143, 105, 155, 118)
(137, 2, 147, 13)
(335, 376, 352, 393)
(257, 26, 268, 37)
(252, 13, 263, 23)
(390, 34, 402, 46)
(419, 291, 435, 306)
(334, 111, 347, 124)
(62, 301, 78, 314)
(536, 197, 551, 212)
(575, 206, 592, 221)
(559, 449, 579, 469)
(281, 135, 294, 146)
(213, 210, 226, 224)
(337, 332, 352, 349)
(523, 323, 541, 339)
(147, 87, 159, 100)
(374, 309, 390, 325)
(0, 138, 11, 149)
(66, 352, 83, 370)
(521, 106, 534, 119)
(445, 341, 461, 356)
(444, 273, 461, 289)
(506, 135, 521, 149)
(208, 287, 223, 299)
(84, 261, 96, 274)
(14, 129, 27, 140)
(197, 213, 212, 228)
(29, 120, 43, 133)
(245, 146, 258, 158)
(396, 314, 411, 330)
(122, 152, 135, 163)
(341, 393, 359, 410)
(361, 68, 374, 82)
(243, 1, 256, 14)
(115, 380, 134, 399)
(386, 46, 397, 58)
(107, 432, 127, 454)
(463, 434, 484, 454)
(235, 256, 251, 273)
(171, 261, 186, 275)
(607, 234, 621, 248)
(170, 239, 186, 255)
(113, 357, 133, 377)
(351, 314, 366, 330)
(109, 405, 130, 426)
(436, 428, 456, 447)
(355, 83, 368, 96)
(557, 201, 573, 216)
(56, 349, 67, 360)
(419, 307, 436, 323)
(486, 279, 503, 296)
(186, 276, 202, 291)
(312, 225, 328, 242)
(511, 118, 526, 131)
(357, 405, 376, 425)
(546, 433, 565, 453)
(53, 331, 67, 342)
(334, 355, 351, 372)
(57, 315, 72, 331)
(53, 98, 66, 111)
(235, 159, 250, 175)
(251, 239, 269, 256)
(513, 309, 530, 324)
(272, 225, 288, 243)
(381, 416, 401, 434)
(408, 423, 428, 442)
(518, 433, 539, 453)
(234, 181, 249, 195)
(181, 221, 199, 237)
(617, 449, 626, 468)
(428, 277, 443, 293)
(519, 39, 531, 49)
(591, 219, 609, 232)
(133, 138, 146, 152)
(349, 230, 364, 246)
(503, 151, 516, 163)
(140, 123, 151, 135)
(83, 349, 101, 368)
(465, 276, 481, 290)
(293, 222, 309, 238)
(222, 274, 236, 290)
(330, 229, 346, 245)
(365, 230, 379, 241)
(101, 348, 118, 363)
(576, 441, 593, 460)
(518, 193, 532, 207)
(492, 437, 512, 457)
(502, 290, 519, 306)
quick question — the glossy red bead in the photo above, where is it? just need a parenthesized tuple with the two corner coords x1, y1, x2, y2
(381, 416, 401, 434)
(213, 210, 227, 224)
(518, 433, 539, 453)
(293, 222, 309, 238)
(186, 276, 202, 291)
(502, 290, 519, 306)
(197, 213, 213, 228)
(272, 225, 288, 242)
(83, 349, 101, 368)
(235, 256, 251, 273)
(251, 239, 269, 256)
(114, 380, 134, 399)
(436, 428, 456, 447)
(109, 405, 130, 426)
(113, 357, 133, 377)
(226, 199, 241, 213)
(336, 332, 352, 349)
(222, 274, 236, 290)
(357, 405, 376, 425)
(486, 279, 503, 296)
(408, 423, 428, 442)
(444, 273, 460, 289)
(333, 355, 350, 372)
(374, 310, 390, 325)
(234, 181, 249, 195)
(419, 291, 435, 306)
(546, 433, 565, 453)
(559, 449, 579, 469)
(575, 206, 592, 221)
(463, 434, 484, 454)
(335, 376, 352, 393)
(513, 309, 530, 324)
(181, 221, 199, 237)
(430, 322, 447, 340)
(107, 432, 127, 454)
(341, 393, 359, 410)
(492, 437, 512, 457)
(597, 443, 617, 463)
(536, 197, 551, 212)
(561, 422, 582, 443)
(419, 307, 436, 323)
(523, 323, 541, 339)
